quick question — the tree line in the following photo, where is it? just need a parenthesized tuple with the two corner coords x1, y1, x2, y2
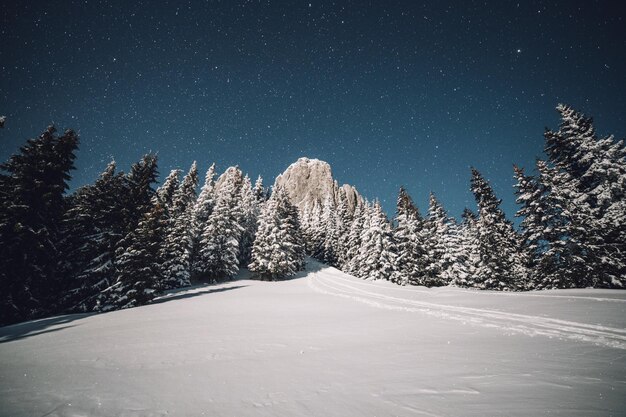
(304, 105, 625, 291)
(0, 104, 624, 326)
(0, 126, 305, 325)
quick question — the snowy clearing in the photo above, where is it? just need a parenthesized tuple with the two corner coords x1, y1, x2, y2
(1, 260, 625, 416)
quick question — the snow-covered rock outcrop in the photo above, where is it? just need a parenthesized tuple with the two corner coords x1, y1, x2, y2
(274, 157, 362, 211)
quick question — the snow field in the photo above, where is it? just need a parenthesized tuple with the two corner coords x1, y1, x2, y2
(1, 262, 625, 416)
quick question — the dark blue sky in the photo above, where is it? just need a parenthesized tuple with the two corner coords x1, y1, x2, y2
(1, 1, 625, 220)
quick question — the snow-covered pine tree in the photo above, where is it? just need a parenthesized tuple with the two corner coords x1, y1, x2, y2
(315, 195, 335, 262)
(513, 164, 544, 281)
(344, 200, 367, 275)
(249, 186, 305, 280)
(198, 167, 244, 281)
(97, 202, 167, 311)
(60, 161, 129, 312)
(353, 201, 398, 281)
(305, 201, 323, 255)
(121, 153, 159, 234)
(471, 168, 528, 290)
(321, 195, 341, 266)
(111, 153, 160, 279)
(237, 175, 259, 265)
(440, 217, 471, 285)
(393, 187, 427, 286)
(532, 160, 597, 289)
(190, 163, 217, 278)
(451, 208, 480, 287)
(161, 162, 198, 290)
(335, 188, 353, 269)
(299, 201, 313, 252)
(422, 193, 453, 287)
(156, 169, 181, 211)
(253, 175, 268, 203)
(276, 187, 306, 273)
(544, 105, 626, 287)
(0, 126, 79, 325)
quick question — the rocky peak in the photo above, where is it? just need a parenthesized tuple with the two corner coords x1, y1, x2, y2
(274, 157, 361, 211)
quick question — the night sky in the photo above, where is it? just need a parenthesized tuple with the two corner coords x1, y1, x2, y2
(1, 1, 625, 220)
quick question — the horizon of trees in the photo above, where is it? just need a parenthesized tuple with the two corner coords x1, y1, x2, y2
(0, 104, 624, 326)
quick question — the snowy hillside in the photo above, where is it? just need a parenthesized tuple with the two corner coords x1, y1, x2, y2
(1, 260, 625, 416)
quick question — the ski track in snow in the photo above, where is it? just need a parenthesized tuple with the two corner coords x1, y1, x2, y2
(308, 265, 626, 350)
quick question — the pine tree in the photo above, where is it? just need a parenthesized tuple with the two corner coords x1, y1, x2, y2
(344, 201, 367, 275)
(97, 203, 167, 311)
(0, 126, 79, 325)
(121, 154, 159, 234)
(249, 187, 305, 280)
(237, 175, 259, 266)
(156, 169, 181, 211)
(299, 201, 313, 252)
(198, 167, 244, 280)
(451, 208, 480, 287)
(320, 195, 341, 265)
(60, 161, 129, 312)
(513, 165, 544, 275)
(534, 160, 596, 289)
(393, 187, 427, 286)
(353, 201, 398, 281)
(544, 105, 626, 287)
(471, 168, 528, 290)
(161, 162, 198, 290)
(190, 163, 217, 277)
(423, 193, 453, 287)
(314, 195, 335, 262)
(253, 175, 267, 203)
(335, 188, 353, 269)
(305, 201, 324, 255)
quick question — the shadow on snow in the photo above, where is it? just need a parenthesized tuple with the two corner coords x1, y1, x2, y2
(0, 263, 325, 343)
(0, 313, 93, 344)
(152, 284, 248, 304)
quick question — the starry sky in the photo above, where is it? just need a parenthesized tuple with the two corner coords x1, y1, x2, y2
(1, 1, 625, 220)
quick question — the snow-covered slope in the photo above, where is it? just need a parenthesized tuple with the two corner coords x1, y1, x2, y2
(1, 261, 625, 416)
(274, 157, 361, 210)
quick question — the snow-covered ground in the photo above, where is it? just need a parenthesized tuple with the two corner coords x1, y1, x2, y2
(1, 261, 625, 416)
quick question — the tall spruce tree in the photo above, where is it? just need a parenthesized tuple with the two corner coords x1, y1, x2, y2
(97, 202, 168, 311)
(237, 175, 259, 266)
(156, 169, 181, 211)
(543, 105, 626, 287)
(0, 126, 79, 325)
(190, 163, 217, 277)
(60, 161, 129, 312)
(471, 168, 528, 290)
(161, 162, 198, 290)
(423, 193, 453, 287)
(537, 160, 596, 288)
(353, 201, 398, 281)
(249, 187, 305, 280)
(121, 154, 159, 234)
(306, 201, 324, 256)
(321, 195, 342, 266)
(394, 187, 427, 286)
(439, 218, 462, 284)
(344, 200, 367, 276)
(451, 208, 480, 287)
(335, 188, 352, 269)
(198, 167, 243, 280)
(253, 175, 267, 203)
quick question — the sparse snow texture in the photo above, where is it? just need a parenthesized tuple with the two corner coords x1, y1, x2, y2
(1, 260, 624, 417)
